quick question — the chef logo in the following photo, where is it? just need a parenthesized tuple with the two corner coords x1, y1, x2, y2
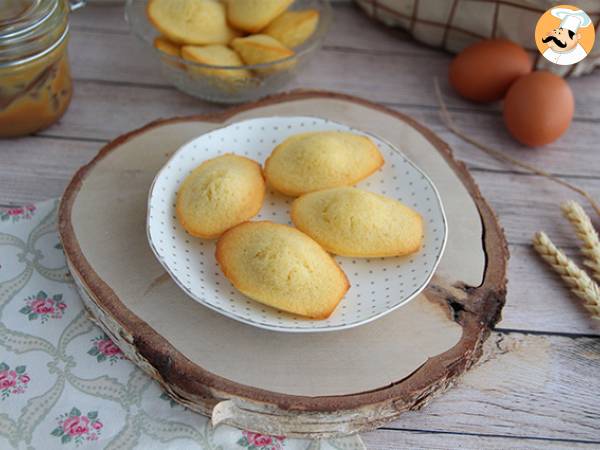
(535, 5, 595, 66)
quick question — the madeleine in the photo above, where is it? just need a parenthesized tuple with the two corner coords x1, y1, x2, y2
(181, 45, 251, 83)
(147, 0, 237, 45)
(291, 187, 423, 257)
(153, 36, 180, 57)
(264, 9, 320, 48)
(226, 0, 294, 33)
(176, 154, 265, 238)
(216, 221, 349, 319)
(230, 34, 295, 74)
(264, 131, 384, 197)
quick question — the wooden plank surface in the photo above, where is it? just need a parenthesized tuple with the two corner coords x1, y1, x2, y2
(381, 332, 600, 442)
(363, 429, 599, 449)
(29, 80, 600, 178)
(1, 3, 599, 447)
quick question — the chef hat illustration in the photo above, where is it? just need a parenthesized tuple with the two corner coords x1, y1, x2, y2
(551, 7, 592, 33)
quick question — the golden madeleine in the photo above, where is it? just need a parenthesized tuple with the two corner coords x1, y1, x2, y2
(176, 154, 265, 239)
(226, 0, 294, 33)
(264, 9, 320, 48)
(264, 131, 384, 197)
(291, 187, 423, 257)
(216, 221, 349, 319)
(230, 34, 295, 74)
(181, 45, 251, 82)
(147, 0, 238, 45)
(153, 36, 180, 57)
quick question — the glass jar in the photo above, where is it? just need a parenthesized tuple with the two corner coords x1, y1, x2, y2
(0, 0, 84, 138)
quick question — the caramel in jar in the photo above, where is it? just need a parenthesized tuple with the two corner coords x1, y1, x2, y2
(0, 0, 75, 137)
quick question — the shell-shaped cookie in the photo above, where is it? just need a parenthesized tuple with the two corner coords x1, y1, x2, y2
(264, 9, 320, 48)
(153, 36, 180, 57)
(230, 34, 295, 74)
(176, 154, 265, 239)
(264, 131, 384, 197)
(147, 0, 238, 45)
(216, 221, 349, 319)
(226, 0, 294, 33)
(291, 187, 423, 257)
(181, 45, 251, 82)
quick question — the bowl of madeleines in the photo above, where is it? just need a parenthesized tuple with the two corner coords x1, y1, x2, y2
(125, 0, 332, 103)
(147, 116, 447, 332)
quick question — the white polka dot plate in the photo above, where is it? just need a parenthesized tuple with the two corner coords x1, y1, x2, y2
(147, 116, 447, 333)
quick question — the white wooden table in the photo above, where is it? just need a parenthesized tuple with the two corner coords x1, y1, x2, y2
(1, 3, 599, 448)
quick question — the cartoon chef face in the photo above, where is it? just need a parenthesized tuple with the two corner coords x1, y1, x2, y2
(542, 27, 581, 53)
(537, 6, 594, 66)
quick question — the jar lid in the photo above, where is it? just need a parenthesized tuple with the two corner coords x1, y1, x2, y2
(0, 0, 69, 67)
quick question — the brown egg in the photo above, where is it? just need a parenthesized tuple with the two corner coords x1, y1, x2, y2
(449, 39, 532, 102)
(503, 71, 574, 147)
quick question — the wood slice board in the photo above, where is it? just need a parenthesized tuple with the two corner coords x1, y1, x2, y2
(58, 90, 508, 438)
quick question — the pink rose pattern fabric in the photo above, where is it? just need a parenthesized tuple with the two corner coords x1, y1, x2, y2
(20, 291, 67, 323)
(0, 199, 365, 449)
(87, 334, 125, 364)
(51, 408, 103, 446)
(0, 363, 30, 400)
(238, 431, 286, 450)
(0, 204, 35, 222)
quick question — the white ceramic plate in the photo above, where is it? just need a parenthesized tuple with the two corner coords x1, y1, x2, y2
(147, 116, 447, 332)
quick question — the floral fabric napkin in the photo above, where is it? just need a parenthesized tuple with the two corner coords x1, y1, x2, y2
(0, 199, 365, 450)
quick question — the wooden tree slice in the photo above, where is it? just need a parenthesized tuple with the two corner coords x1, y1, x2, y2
(58, 90, 507, 438)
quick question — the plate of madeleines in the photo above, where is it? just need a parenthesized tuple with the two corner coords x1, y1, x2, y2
(147, 117, 447, 332)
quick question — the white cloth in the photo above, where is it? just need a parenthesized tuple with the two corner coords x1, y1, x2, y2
(354, 0, 600, 77)
(543, 43, 588, 65)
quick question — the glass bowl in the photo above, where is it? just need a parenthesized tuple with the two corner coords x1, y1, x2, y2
(125, 0, 332, 104)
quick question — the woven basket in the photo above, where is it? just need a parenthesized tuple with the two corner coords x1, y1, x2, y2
(355, 0, 600, 77)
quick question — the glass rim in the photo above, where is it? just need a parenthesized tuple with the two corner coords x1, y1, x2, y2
(0, 24, 69, 68)
(0, 0, 69, 67)
(0, 0, 58, 40)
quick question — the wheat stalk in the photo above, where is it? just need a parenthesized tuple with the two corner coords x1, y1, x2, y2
(532, 231, 600, 319)
(561, 201, 600, 283)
